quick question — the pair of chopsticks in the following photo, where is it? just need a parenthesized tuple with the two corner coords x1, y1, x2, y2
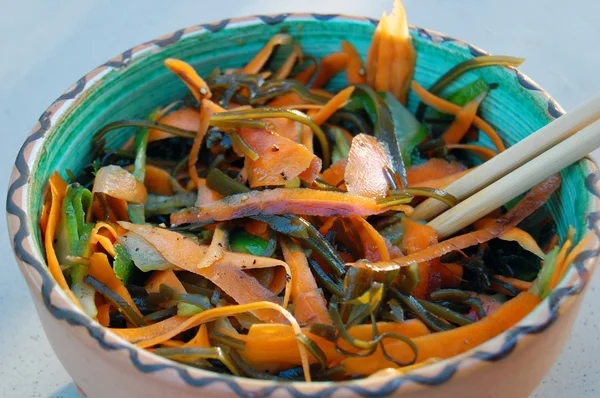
(412, 95, 600, 239)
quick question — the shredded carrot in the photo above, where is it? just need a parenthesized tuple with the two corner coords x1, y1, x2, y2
(350, 174, 561, 270)
(475, 218, 545, 258)
(401, 218, 438, 298)
(236, 128, 321, 188)
(447, 144, 497, 161)
(411, 81, 506, 152)
(183, 324, 210, 348)
(146, 107, 201, 144)
(164, 58, 212, 102)
(118, 222, 290, 317)
(241, 34, 292, 74)
(442, 93, 486, 144)
(196, 178, 223, 206)
(407, 158, 466, 186)
(341, 40, 367, 84)
(45, 173, 80, 303)
(145, 270, 186, 295)
(294, 52, 349, 88)
(440, 263, 463, 288)
(367, 0, 415, 103)
(170, 188, 414, 226)
(196, 225, 228, 269)
(111, 301, 313, 381)
(351, 216, 391, 262)
(547, 239, 573, 290)
(550, 234, 594, 290)
(281, 239, 331, 326)
(240, 319, 429, 368)
(342, 291, 541, 374)
(88, 252, 142, 316)
(92, 166, 147, 204)
(188, 99, 213, 188)
(96, 303, 111, 327)
(273, 45, 303, 80)
(84, 222, 118, 258)
(493, 275, 533, 292)
(39, 194, 51, 235)
(125, 164, 186, 196)
(415, 168, 473, 190)
(311, 86, 355, 125)
(320, 159, 347, 188)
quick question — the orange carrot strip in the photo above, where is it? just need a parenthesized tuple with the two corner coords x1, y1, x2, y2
(447, 144, 497, 161)
(440, 263, 463, 288)
(273, 45, 303, 80)
(320, 159, 347, 188)
(241, 320, 429, 367)
(183, 324, 210, 347)
(411, 81, 506, 152)
(145, 270, 186, 294)
(350, 174, 561, 270)
(311, 86, 355, 126)
(88, 252, 142, 316)
(550, 234, 593, 290)
(40, 194, 51, 235)
(295, 52, 349, 88)
(492, 275, 532, 292)
(401, 218, 438, 298)
(407, 158, 466, 186)
(164, 58, 212, 102)
(170, 188, 414, 226)
(345, 134, 394, 199)
(236, 128, 321, 187)
(267, 93, 307, 108)
(341, 40, 367, 84)
(367, 0, 415, 104)
(104, 195, 129, 221)
(196, 178, 223, 206)
(343, 291, 541, 375)
(125, 164, 186, 196)
(45, 173, 78, 297)
(188, 100, 213, 188)
(351, 216, 391, 262)
(318, 217, 339, 236)
(117, 222, 286, 319)
(197, 225, 228, 269)
(442, 93, 486, 144)
(147, 108, 201, 143)
(475, 218, 545, 258)
(281, 240, 332, 326)
(92, 166, 147, 204)
(111, 301, 313, 381)
(241, 34, 292, 74)
(416, 168, 473, 190)
(96, 303, 111, 327)
(547, 239, 573, 290)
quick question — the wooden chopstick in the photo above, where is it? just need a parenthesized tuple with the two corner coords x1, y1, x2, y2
(428, 117, 600, 239)
(412, 94, 600, 221)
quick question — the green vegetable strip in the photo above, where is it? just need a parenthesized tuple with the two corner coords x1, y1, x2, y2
(84, 275, 145, 327)
(153, 347, 242, 376)
(415, 55, 525, 119)
(382, 187, 459, 207)
(93, 119, 196, 142)
(416, 298, 474, 326)
(429, 289, 471, 302)
(391, 288, 454, 332)
(228, 350, 284, 381)
(229, 132, 260, 161)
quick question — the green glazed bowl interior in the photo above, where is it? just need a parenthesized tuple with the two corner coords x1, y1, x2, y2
(7, 14, 600, 396)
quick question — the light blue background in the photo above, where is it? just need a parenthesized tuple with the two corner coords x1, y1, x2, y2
(1, 1, 599, 396)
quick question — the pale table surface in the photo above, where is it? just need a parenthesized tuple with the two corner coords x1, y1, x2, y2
(1, 1, 599, 397)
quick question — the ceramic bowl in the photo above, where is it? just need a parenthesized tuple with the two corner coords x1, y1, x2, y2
(6, 14, 600, 398)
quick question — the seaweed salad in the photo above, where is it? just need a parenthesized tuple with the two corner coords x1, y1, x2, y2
(39, 0, 589, 382)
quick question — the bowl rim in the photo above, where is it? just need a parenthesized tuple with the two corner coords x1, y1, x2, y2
(6, 12, 600, 396)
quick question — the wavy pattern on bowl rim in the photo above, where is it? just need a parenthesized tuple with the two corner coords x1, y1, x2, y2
(6, 13, 600, 397)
